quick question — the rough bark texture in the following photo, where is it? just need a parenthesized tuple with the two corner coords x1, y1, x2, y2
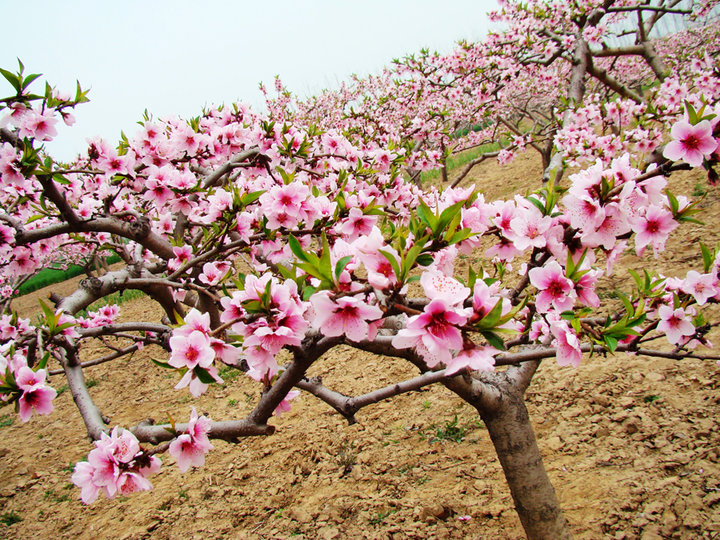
(479, 387, 572, 539)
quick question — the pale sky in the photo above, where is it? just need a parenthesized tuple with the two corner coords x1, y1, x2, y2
(1, 1, 498, 161)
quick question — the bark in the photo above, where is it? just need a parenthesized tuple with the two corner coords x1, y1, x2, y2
(442, 367, 571, 539)
(478, 381, 571, 539)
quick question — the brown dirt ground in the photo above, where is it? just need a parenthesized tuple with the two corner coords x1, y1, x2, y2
(1, 154, 720, 539)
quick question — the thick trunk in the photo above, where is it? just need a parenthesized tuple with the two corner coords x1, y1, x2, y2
(442, 368, 572, 539)
(479, 390, 571, 539)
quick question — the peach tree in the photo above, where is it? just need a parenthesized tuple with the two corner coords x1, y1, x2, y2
(1, 2, 720, 538)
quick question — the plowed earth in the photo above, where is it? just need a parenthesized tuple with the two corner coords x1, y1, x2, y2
(1, 153, 719, 539)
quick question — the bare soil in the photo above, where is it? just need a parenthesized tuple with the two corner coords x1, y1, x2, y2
(1, 154, 720, 539)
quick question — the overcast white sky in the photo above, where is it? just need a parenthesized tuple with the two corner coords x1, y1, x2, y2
(1, 1, 498, 161)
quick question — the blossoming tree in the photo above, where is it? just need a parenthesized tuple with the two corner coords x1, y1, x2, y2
(1, 1, 720, 538)
(265, 0, 719, 187)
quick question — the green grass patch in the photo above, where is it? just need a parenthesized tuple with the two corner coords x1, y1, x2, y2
(75, 289, 147, 318)
(420, 142, 501, 186)
(0, 512, 22, 526)
(17, 254, 122, 296)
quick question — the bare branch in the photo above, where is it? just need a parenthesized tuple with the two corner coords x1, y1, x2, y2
(59, 345, 108, 440)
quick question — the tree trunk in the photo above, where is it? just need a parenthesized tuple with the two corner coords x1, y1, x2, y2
(479, 389, 571, 539)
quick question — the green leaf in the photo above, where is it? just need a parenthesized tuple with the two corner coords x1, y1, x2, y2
(467, 266, 478, 291)
(288, 235, 308, 262)
(193, 366, 217, 385)
(151, 358, 176, 369)
(319, 231, 333, 280)
(685, 100, 698, 125)
(615, 291, 635, 318)
(302, 285, 318, 301)
(437, 199, 466, 233)
(416, 199, 438, 231)
(481, 330, 506, 351)
(21, 72, 42, 91)
(0, 67, 21, 93)
(378, 249, 401, 282)
(401, 235, 430, 281)
(35, 352, 50, 371)
(240, 190, 265, 207)
(334, 255, 353, 281)
(628, 269, 643, 293)
(416, 254, 434, 267)
(477, 299, 504, 329)
(526, 196, 546, 215)
(604, 335, 619, 352)
(38, 299, 55, 323)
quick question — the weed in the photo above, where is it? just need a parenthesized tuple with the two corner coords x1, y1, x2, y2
(422, 399, 431, 409)
(369, 509, 397, 526)
(693, 182, 708, 197)
(398, 463, 415, 474)
(644, 394, 661, 403)
(218, 364, 242, 382)
(178, 489, 189, 500)
(43, 489, 70, 503)
(227, 398, 238, 407)
(56, 384, 69, 396)
(0, 512, 22, 526)
(0, 414, 13, 428)
(427, 415, 473, 443)
(335, 441, 357, 474)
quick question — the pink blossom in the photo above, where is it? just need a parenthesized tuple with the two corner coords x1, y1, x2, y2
(17, 382, 57, 422)
(15, 367, 57, 422)
(574, 269, 601, 308)
(339, 207, 377, 241)
(632, 205, 677, 257)
(199, 262, 225, 286)
(420, 270, 470, 306)
(243, 342, 280, 381)
(176, 308, 212, 336)
(274, 390, 301, 416)
(168, 245, 193, 271)
(392, 299, 469, 367)
(444, 345, 497, 375)
(71, 461, 100, 503)
(19, 109, 58, 141)
(174, 367, 221, 396)
(72, 427, 160, 504)
(169, 330, 215, 370)
(507, 208, 551, 252)
(169, 408, 213, 473)
(663, 120, 718, 167)
(550, 319, 583, 367)
(310, 293, 383, 342)
(657, 305, 695, 345)
(528, 261, 576, 313)
(680, 270, 718, 305)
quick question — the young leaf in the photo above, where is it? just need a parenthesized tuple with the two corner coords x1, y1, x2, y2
(193, 366, 217, 385)
(288, 235, 309, 262)
(700, 242, 715, 273)
(334, 255, 353, 281)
